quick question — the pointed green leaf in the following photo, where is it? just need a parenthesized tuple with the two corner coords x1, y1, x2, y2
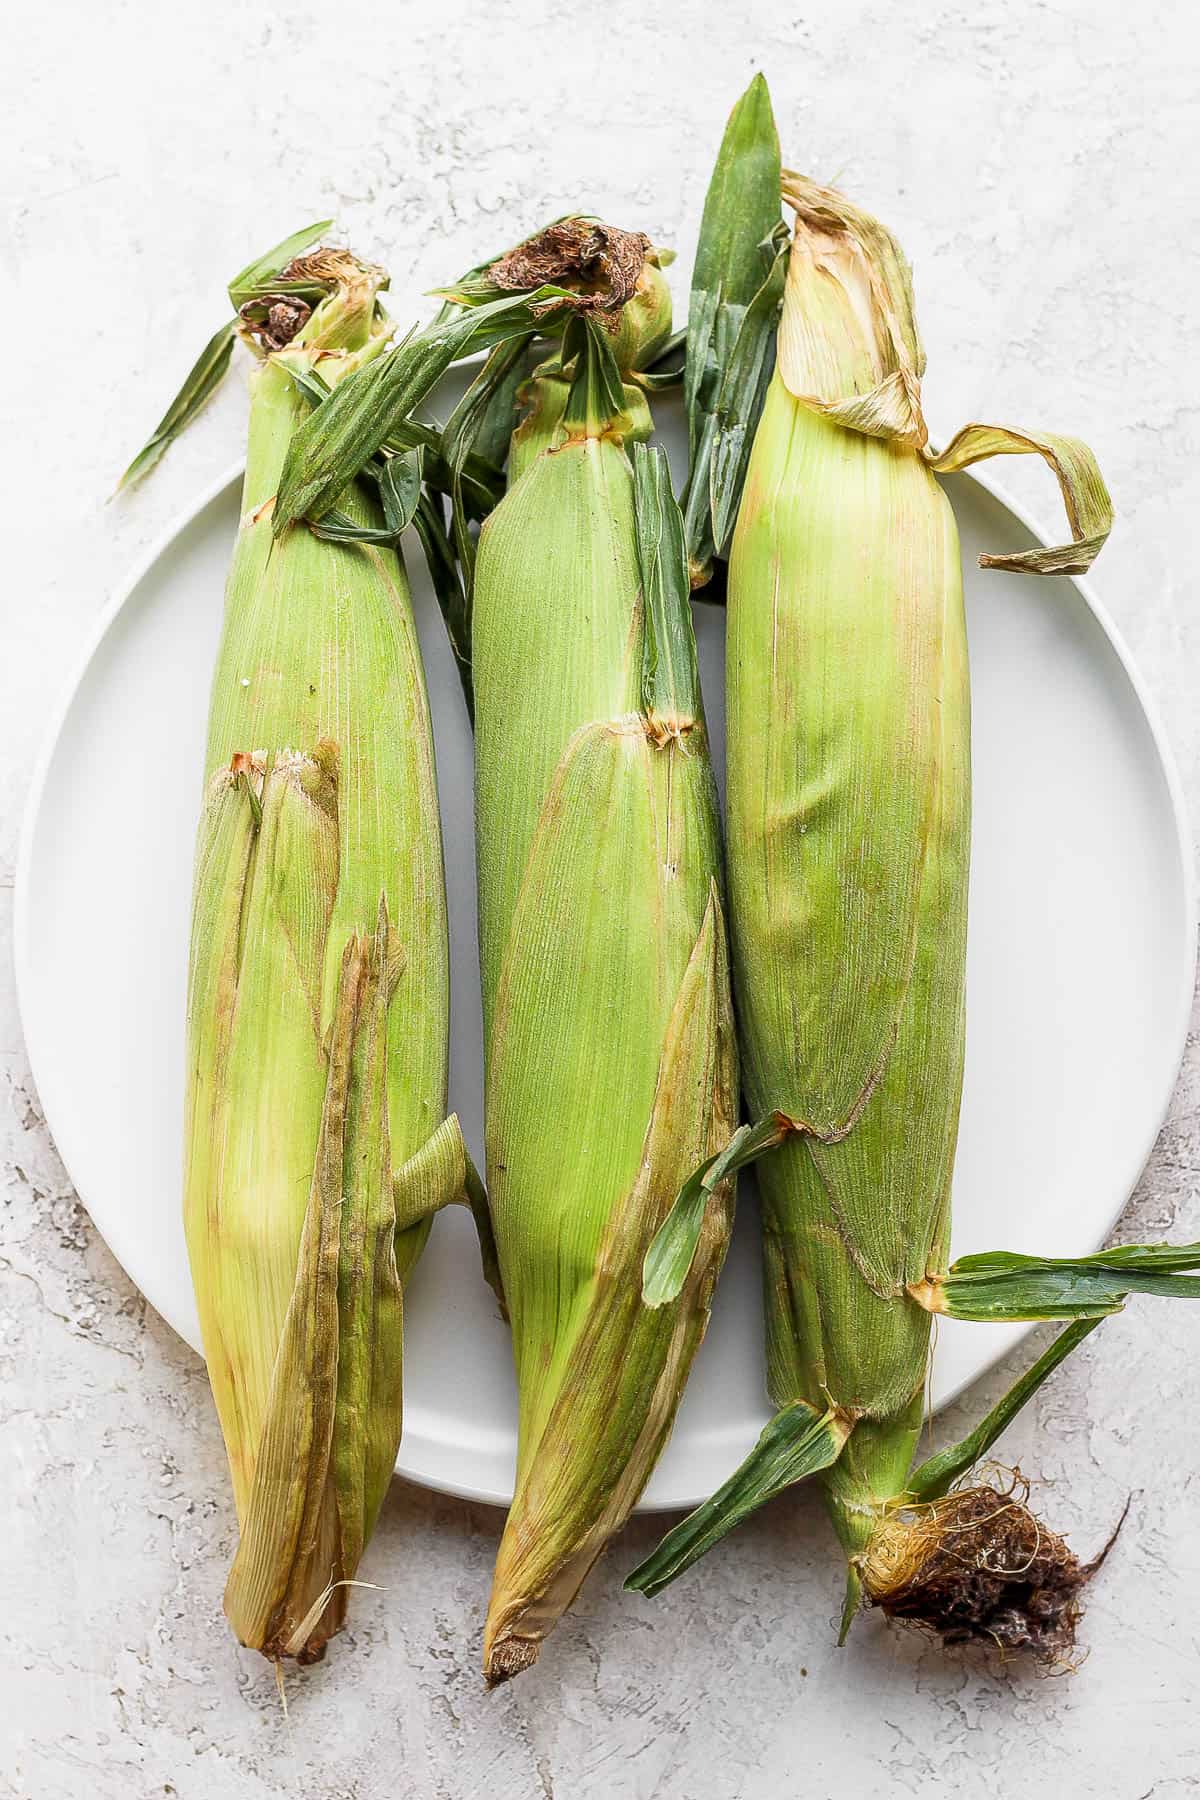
(624, 1400, 852, 1597)
(924, 1241, 1200, 1322)
(227, 220, 335, 309)
(689, 76, 782, 321)
(681, 75, 782, 576)
(709, 235, 788, 555)
(837, 1564, 864, 1646)
(563, 314, 627, 435)
(274, 286, 568, 531)
(305, 508, 401, 547)
(633, 443, 701, 732)
(117, 320, 237, 489)
(638, 327, 688, 392)
(377, 447, 424, 535)
(642, 1112, 791, 1307)
(283, 363, 333, 412)
(906, 1318, 1102, 1505)
(441, 333, 534, 586)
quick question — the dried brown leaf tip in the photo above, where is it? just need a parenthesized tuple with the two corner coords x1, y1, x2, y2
(860, 1476, 1116, 1663)
(488, 219, 651, 318)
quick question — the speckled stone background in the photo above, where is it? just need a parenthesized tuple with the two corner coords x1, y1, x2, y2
(5, 3, 1199, 1795)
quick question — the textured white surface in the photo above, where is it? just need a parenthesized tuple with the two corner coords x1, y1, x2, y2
(3, 2, 1199, 1795)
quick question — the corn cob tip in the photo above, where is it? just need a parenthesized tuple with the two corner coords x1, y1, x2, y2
(483, 1632, 541, 1687)
(858, 1475, 1124, 1663)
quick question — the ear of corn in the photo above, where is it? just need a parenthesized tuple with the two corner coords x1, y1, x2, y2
(626, 109, 1179, 1660)
(465, 241, 738, 1681)
(175, 241, 474, 1662)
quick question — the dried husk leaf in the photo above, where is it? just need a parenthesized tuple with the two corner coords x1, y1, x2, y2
(777, 172, 1113, 572)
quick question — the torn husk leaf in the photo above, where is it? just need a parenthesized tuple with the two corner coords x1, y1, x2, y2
(180, 236, 473, 1661)
(468, 262, 738, 1681)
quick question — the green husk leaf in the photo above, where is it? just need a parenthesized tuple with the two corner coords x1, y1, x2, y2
(918, 1241, 1200, 1322)
(688, 75, 782, 317)
(563, 315, 628, 436)
(305, 508, 402, 548)
(283, 366, 501, 517)
(287, 369, 451, 527)
(441, 333, 535, 585)
(777, 174, 1113, 577)
(642, 1112, 792, 1307)
(905, 1319, 1102, 1505)
(776, 173, 928, 446)
(227, 220, 335, 309)
(638, 327, 688, 392)
(285, 363, 333, 412)
(117, 320, 237, 489)
(460, 344, 534, 476)
(681, 74, 782, 578)
(224, 898, 404, 1662)
(377, 448, 424, 536)
(480, 714, 735, 1675)
(709, 234, 788, 555)
(274, 286, 571, 532)
(462, 1142, 507, 1319)
(412, 490, 473, 714)
(633, 443, 700, 733)
(390, 1111, 488, 1232)
(624, 1401, 852, 1597)
(837, 1565, 864, 1646)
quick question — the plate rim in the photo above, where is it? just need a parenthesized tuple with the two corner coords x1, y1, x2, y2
(15, 455, 1197, 1511)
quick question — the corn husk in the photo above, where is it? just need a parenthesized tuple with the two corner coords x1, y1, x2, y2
(625, 106, 1194, 1658)
(174, 241, 469, 1662)
(469, 243, 738, 1681)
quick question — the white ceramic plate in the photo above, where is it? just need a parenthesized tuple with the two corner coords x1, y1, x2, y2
(16, 390, 1195, 1510)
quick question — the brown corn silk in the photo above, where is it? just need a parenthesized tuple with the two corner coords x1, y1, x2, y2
(183, 253, 467, 1661)
(472, 252, 738, 1681)
(725, 175, 1113, 1620)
